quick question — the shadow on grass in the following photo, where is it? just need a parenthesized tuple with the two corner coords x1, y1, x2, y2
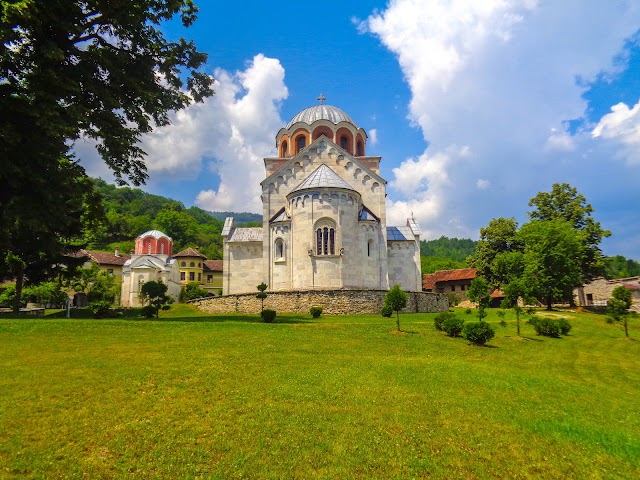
(144, 314, 313, 325)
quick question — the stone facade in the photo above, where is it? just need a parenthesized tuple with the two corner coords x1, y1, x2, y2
(575, 277, 640, 313)
(222, 103, 422, 296)
(192, 289, 448, 315)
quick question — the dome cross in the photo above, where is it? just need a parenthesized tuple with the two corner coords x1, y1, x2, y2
(316, 93, 327, 105)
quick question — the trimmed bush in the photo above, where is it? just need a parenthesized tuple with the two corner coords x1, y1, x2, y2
(88, 300, 111, 319)
(380, 304, 393, 318)
(556, 318, 572, 335)
(140, 305, 156, 318)
(464, 321, 495, 345)
(310, 306, 323, 318)
(465, 308, 472, 315)
(446, 292, 460, 307)
(261, 309, 276, 323)
(532, 318, 561, 337)
(442, 316, 465, 337)
(434, 311, 457, 331)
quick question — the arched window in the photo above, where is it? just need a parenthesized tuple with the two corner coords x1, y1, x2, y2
(274, 238, 285, 261)
(356, 141, 364, 156)
(367, 239, 373, 257)
(160, 242, 165, 254)
(147, 242, 152, 254)
(281, 140, 288, 157)
(181, 261, 186, 267)
(296, 135, 306, 154)
(340, 135, 349, 151)
(190, 261, 195, 267)
(315, 219, 336, 256)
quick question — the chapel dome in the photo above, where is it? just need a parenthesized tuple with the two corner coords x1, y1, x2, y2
(138, 229, 171, 240)
(286, 104, 357, 129)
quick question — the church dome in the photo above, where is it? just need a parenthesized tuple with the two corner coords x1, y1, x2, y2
(286, 104, 357, 129)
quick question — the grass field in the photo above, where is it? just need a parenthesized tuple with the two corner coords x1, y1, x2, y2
(0, 305, 639, 479)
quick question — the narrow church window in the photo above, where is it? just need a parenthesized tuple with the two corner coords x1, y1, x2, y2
(367, 239, 373, 257)
(274, 238, 284, 260)
(147, 242, 151, 254)
(340, 135, 348, 150)
(160, 243, 164, 254)
(296, 135, 306, 153)
(356, 141, 364, 156)
(315, 224, 336, 256)
(281, 140, 288, 157)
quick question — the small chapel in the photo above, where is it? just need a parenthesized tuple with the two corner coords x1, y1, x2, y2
(221, 98, 422, 295)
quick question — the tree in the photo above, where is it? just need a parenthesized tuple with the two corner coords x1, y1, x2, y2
(384, 285, 408, 332)
(1, 0, 214, 186)
(607, 285, 633, 338)
(528, 183, 611, 285)
(518, 219, 583, 310)
(140, 281, 171, 318)
(468, 217, 523, 288)
(1, 1, 214, 291)
(467, 277, 491, 321)
(501, 279, 534, 336)
(256, 283, 268, 313)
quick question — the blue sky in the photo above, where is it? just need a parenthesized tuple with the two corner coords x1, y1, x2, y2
(77, 1, 640, 259)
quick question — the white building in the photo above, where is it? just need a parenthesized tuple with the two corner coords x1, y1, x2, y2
(222, 102, 422, 295)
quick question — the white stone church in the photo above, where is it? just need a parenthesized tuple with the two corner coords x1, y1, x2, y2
(221, 100, 422, 295)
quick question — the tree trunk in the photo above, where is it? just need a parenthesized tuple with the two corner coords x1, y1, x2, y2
(516, 310, 520, 336)
(546, 297, 553, 310)
(13, 269, 24, 315)
(624, 318, 629, 337)
(396, 311, 400, 332)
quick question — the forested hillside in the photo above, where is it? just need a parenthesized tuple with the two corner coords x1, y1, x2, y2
(86, 179, 261, 260)
(419, 236, 476, 273)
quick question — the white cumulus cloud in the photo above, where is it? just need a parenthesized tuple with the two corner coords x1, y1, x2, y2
(369, 128, 378, 146)
(364, 0, 640, 243)
(592, 100, 640, 165)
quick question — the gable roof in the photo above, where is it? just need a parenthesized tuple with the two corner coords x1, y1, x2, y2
(422, 268, 477, 290)
(204, 260, 223, 272)
(290, 164, 355, 194)
(359, 205, 380, 222)
(173, 247, 206, 258)
(227, 227, 263, 242)
(269, 207, 290, 223)
(261, 135, 385, 189)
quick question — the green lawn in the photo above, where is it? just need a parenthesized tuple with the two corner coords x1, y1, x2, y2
(0, 306, 638, 479)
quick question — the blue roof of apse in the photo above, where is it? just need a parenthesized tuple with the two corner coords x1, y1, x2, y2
(386, 226, 415, 241)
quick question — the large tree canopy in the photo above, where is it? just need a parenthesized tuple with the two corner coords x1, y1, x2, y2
(528, 183, 610, 283)
(1, 1, 214, 293)
(1, 0, 213, 185)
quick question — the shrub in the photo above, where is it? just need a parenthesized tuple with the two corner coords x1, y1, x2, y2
(261, 309, 276, 323)
(446, 292, 460, 307)
(465, 308, 472, 315)
(442, 316, 465, 337)
(434, 311, 457, 331)
(310, 306, 323, 318)
(464, 321, 495, 345)
(88, 300, 111, 319)
(496, 310, 506, 318)
(532, 318, 561, 338)
(380, 304, 393, 317)
(140, 305, 156, 318)
(556, 318, 572, 335)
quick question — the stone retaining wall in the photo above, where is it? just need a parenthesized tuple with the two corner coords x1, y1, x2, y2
(191, 289, 448, 315)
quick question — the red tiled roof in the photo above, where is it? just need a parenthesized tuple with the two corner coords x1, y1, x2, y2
(490, 289, 504, 298)
(173, 247, 207, 258)
(84, 249, 131, 266)
(203, 260, 223, 272)
(422, 268, 477, 290)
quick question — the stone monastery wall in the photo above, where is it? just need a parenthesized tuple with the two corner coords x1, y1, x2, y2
(191, 289, 448, 315)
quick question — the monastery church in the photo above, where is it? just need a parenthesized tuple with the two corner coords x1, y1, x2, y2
(221, 99, 422, 295)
